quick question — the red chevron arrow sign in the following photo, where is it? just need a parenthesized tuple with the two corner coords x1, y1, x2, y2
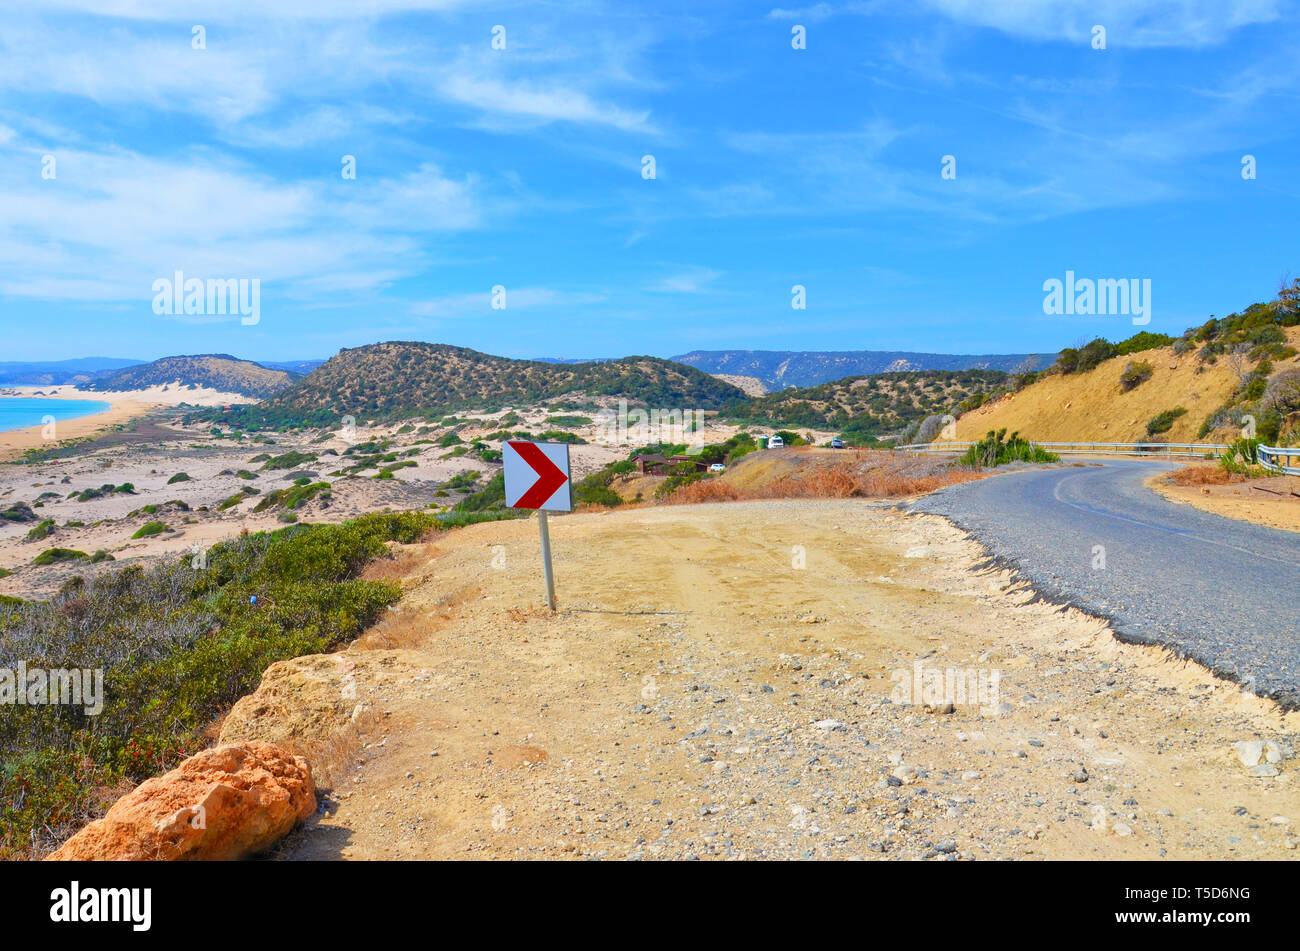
(503, 440, 573, 512)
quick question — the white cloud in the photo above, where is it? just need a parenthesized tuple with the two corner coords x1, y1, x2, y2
(767, 4, 836, 21)
(647, 268, 722, 294)
(0, 23, 274, 123)
(919, 0, 1284, 47)
(437, 72, 657, 134)
(0, 147, 485, 305)
(31, 1, 469, 20)
(409, 288, 605, 318)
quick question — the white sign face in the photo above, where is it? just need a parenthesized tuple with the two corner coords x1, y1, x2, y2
(503, 440, 573, 512)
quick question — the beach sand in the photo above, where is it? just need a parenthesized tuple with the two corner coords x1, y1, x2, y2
(0, 384, 252, 462)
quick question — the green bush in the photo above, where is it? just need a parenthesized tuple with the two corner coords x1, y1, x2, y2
(0, 502, 37, 523)
(1115, 331, 1175, 356)
(0, 510, 449, 856)
(74, 483, 136, 503)
(958, 429, 1059, 468)
(260, 450, 317, 471)
(131, 521, 170, 539)
(26, 519, 56, 541)
(1146, 407, 1187, 436)
(576, 485, 623, 507)
(32, 548, 89, 566)
(1119, 360, 1154, 392)
(1057, 338, 1118, 375)
(166, 472, 192, 484)
(251, 481, 331, 513)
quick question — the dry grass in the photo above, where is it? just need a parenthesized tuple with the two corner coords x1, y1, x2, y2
(1168, 465, 1241, 486)
(359, 542, 437, 583)
(285, 705, 381, 792)
(352, 606, 431, 649)
(353, 584, 481, 650)
(667, 453, 985, 505)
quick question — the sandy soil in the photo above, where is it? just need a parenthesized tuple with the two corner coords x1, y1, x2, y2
(709, 373, 769, 396)
(218, 499, 1300, 861)
(0, 400, 820, 600)
(1150, 470, 1300, 534)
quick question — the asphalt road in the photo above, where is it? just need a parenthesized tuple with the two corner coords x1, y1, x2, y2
(912, 459, 1300, 708)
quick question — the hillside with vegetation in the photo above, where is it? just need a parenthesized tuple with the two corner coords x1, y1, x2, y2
(674, 348, 1050, 390)
(208, 342, 749, 429)
(724, 369, 1010, 444)
(952, 284, 1300, 446)
(85, 354, 296, 399)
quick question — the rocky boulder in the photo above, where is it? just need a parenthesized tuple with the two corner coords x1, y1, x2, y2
(47, 742, 315, 861)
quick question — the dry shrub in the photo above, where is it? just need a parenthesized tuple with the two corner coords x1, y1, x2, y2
(353, 584, 480, 650)
(353, 606, 432, 650)
(666, 453, 985, 504)
(667, 479, 741, 505)
(273, 705, 380, 793)
(359, 543, 434, 582)
(1169, 465, 1240, 486)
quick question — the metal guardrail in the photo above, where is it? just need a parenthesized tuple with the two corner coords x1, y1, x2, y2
(898, 440, 1300, 473)
(1259, 444, 1300, 475)
(896, 441, 1230, 458)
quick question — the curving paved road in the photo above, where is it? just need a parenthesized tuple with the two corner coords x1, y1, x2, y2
(912, 459, 1300, 708)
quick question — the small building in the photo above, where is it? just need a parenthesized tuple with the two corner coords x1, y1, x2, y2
(670, 454, 709, 472)
(634, 452, 671, 475)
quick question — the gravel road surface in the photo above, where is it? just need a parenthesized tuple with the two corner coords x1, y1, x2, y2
(913, 460, 1300, 708)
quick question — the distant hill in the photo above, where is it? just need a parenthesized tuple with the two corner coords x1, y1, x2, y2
(261, 359, 326, 375)
(726, 369, 1010, 444)
(85, 354, 297, 399)
(0, 357, 143, 386)
(674, 349, 1052, 390)
(209, 342, 749, 428)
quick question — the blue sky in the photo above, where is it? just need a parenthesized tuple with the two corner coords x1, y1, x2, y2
(1, 0, 1298, 363)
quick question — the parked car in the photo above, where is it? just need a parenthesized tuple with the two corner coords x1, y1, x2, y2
(831, 437, 844, 449)
(708, 463, 726, 473)
(767, 435, 784, 448)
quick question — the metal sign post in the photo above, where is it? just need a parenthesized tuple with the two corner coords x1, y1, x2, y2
(537, 510, 556, 611)
(502, 440, 573, 611)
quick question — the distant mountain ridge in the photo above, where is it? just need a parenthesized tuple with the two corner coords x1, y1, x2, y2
(0, 357, 143, 386)
(261, 359, 326, 375)
(673, 349, 1053, 391)
(209, 341, 749, 428)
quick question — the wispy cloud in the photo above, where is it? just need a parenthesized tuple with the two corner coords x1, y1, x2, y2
(918, 0, 1285, 48)
(767, 3, 836, 21)
(409, 287, 606, 318)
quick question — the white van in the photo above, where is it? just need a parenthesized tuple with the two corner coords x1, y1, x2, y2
(767, 435, 784, 448)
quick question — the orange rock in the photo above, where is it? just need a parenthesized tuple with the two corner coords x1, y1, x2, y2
(47, 742, 315, 861)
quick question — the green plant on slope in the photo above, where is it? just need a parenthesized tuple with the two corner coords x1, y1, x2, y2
(958, 429, 1059, 468)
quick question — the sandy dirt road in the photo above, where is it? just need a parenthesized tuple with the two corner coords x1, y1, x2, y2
(221, 499, 1300, 861)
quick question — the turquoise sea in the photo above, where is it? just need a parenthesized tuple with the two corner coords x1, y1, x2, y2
(0, 397, 112, 433)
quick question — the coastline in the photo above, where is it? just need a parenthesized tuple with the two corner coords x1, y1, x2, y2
(0, 393, 153, 462)
(0, 383, 253, 462)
